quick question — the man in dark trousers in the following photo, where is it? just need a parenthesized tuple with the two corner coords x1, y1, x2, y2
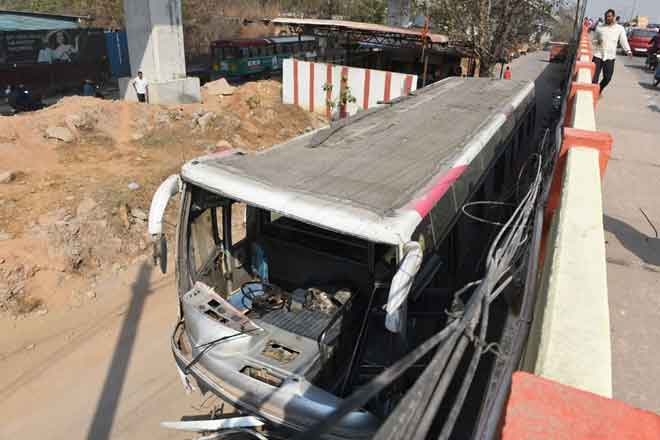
(592, 9, 632, 93)
(132, 71, 149, 103)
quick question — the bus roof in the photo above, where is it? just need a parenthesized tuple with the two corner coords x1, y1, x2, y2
(182, 78, 534, 246)
(211, 38, 270, 48)
(267, 35, 316, 44)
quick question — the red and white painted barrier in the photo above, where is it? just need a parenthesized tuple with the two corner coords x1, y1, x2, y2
(282, 58, 417, 118)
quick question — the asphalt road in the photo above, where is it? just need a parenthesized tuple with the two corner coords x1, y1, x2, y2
(598, 55, 660, 414)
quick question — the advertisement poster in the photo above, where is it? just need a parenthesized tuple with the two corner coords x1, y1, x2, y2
(0, 29, 106, 66)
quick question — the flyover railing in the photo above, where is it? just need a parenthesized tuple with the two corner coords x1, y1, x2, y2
(524, 20, 614, 398)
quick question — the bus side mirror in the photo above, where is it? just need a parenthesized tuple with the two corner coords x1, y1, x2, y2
(385, 242, 423, 333)
(153, 234, 168, 274)
(148, 174, 181, 274)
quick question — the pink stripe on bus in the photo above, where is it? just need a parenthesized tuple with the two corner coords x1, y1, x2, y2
(414, 166, 467, 217)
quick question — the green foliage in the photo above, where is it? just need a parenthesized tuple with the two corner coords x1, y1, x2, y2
(349, 0, 387, 23)
(324, 76, 357, 117)
(428, 0, 563, 75)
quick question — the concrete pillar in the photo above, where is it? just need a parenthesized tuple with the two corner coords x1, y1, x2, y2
(119, 0, 201, 104)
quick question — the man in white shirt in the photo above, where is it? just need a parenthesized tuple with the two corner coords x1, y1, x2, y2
(132, 71, 149, 103)
(592, 9, 632, 92)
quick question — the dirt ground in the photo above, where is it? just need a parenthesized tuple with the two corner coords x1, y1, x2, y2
(0, 79, 326, 318)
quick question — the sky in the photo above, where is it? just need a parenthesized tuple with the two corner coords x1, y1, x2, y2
(586, 0, 660, 23)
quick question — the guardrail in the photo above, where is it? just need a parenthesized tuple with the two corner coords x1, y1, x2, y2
(524, 21, 614, 398)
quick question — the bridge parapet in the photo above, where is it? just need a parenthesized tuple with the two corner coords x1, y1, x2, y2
(524, 21, 614, 398)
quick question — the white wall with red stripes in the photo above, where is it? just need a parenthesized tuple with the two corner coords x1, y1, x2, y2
(282, 58, 418, 118)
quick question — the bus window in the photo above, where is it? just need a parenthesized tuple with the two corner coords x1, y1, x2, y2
(223, 48, 237, 60)
(249, 46, 259, 57)
(266, 46, 274, 56)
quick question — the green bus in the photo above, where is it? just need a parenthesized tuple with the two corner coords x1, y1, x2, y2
(209, 35, 318, 80)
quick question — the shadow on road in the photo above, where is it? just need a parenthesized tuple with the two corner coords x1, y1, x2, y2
(625, 64, 649, 71)
(604, 215, 660, 266)
(86, 263, 154, 440)
(638, 81, 660, 91)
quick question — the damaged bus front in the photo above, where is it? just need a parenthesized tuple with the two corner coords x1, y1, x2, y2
(149, 77, 537, 439)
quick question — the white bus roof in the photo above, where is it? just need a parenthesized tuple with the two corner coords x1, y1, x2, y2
(267, 35, 316, 44)
(182, 78, 534, 246)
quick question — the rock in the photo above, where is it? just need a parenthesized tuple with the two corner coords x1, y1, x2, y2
(155, 111, 171, 125)
(25, 343, 35, 351)
(38, 208, 67, 227)
(304, 126, 313, 133)
(35, 307, 48, 316)
(131, 208, 148, 221)
(118, 204, 131, 228)
(65, 114, 82, 127)
(197, 112, 216, 131)
(203, 78, 235, 96)
(131, 132, 145, 141)
(0, 232, 13, 241)
(45, 126, 75, 143)
(76, 197, 97, 218)
(215, 140, 232, 151)
(112, 262, 122, 273)
(69, 291, 83, 308)
(0, 170, 16, 184)
(127, 182, 140, 191)
(85, 290, 97, 300)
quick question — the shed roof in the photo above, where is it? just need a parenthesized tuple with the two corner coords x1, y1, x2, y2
(0, 10, 85, 31)
(270, 17, 448, 45)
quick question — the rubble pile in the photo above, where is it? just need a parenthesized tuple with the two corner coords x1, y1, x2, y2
(0, 79, 327, 315)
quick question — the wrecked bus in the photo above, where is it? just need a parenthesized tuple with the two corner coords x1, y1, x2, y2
(149, 77, 536, 438)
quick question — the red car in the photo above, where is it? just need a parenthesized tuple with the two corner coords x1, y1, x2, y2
(628, 28, 657, 55)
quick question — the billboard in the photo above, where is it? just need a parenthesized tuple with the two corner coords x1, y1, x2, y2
(0, 28, 107, 66)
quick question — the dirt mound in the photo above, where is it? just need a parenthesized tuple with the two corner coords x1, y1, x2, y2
(0, 80, 327, 316)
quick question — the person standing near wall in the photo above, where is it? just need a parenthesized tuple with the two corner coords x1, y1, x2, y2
(503, 66, 512, 80)
(132, 71, 149, 103)
(592, 9, 632, 93)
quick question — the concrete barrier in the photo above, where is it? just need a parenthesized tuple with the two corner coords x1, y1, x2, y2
(525, 22, 614, 398)
(282, 58, 417, 118)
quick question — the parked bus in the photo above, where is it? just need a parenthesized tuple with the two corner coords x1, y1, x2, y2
(209, 35, 317, 81)
(149, 77, 537, 438)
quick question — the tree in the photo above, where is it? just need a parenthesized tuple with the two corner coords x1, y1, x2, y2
(349, 0, 387, 24)
(428, 0, 561, 75)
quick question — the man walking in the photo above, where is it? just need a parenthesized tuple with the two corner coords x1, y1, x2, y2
(592, 9, 632, 93)
(132, 71, 148, 103)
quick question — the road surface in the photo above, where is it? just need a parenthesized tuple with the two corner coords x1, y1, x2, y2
(599, 55, 660, 414)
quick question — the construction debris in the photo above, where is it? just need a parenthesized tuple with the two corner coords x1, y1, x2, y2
(202, 77, 236, 96)
(0, 80, 326, 316)
(45, 126, 75, 143)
